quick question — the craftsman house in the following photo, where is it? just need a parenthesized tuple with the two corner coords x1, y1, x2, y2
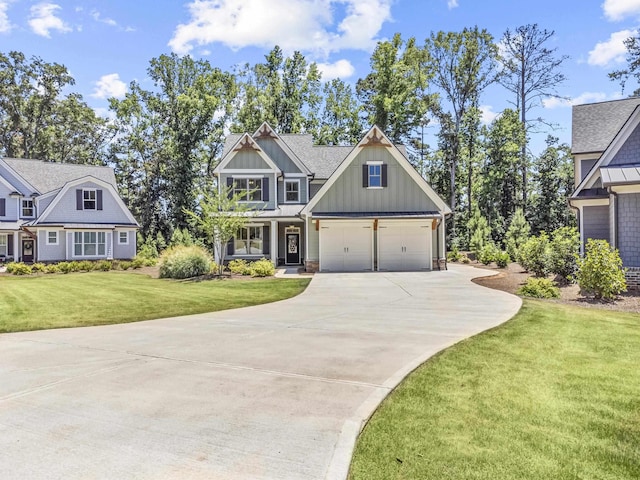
(570, 97, 640, 287)
(214, 123, 451, 272)
(0, 158, 138, 263)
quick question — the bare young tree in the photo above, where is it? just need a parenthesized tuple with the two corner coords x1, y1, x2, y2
(499, 24, 569, 208)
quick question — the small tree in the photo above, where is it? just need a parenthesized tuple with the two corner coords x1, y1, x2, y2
(548, 226, 579, 283)
(184, 185, 259, 275)
(519, 232, 550, 276)
(505, 209, 530, 261)
(468, 207, 492, 257)
(577, 239, 627, 300)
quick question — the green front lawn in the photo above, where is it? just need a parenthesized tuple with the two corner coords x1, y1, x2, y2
(0, 271, 310, 333)
(349, 301, 640, 479)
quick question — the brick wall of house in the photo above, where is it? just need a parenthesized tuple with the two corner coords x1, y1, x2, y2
(626, 267, 640, 290)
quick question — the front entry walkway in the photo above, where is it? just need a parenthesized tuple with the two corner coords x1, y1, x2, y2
(0, 266, 521, 480)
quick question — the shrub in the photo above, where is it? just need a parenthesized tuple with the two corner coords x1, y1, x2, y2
(137, 235, 159, 260)
(77, 260, 95, 271)
(57, 261, 72, 274)
(249, 258, 276, 277)
(577, 239, 627, 300)
(460, 253, 470, 264)
(228, 259, 251, 275)
(68, 261, 82, 272)
(31, 262, 47, 273)
(447, 245, 462, 262)
(548, 227, 579, 282)
(159, 245, 213, 279)
(45, 264, 61, 274)
(505, 209, 531, 262)
(495, 250, 511, 268)
(478, 243, 499, 265)
(95, 260, 113, 271)
(170, 228, 195, 247)
(119, 261, 132, 270)
(519, 233, 551, 276)
(7, 262, 32, 275)
(517, 277, 560, 298)
(131, 258, 144, 269)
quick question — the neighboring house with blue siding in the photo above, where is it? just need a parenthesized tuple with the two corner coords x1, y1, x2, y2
(570, 98, 640, 287)
(214, 123, 451, 272)
(0, 158, 138, 263)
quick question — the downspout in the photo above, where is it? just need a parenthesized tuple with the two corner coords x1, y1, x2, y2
(609, 189, 618, 249)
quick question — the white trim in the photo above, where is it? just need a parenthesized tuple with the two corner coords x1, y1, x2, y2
(35, 176, 139, 226)
(569, 197, 610, 207)
(366, 186, 384, 190)
(270, 220, 278, 265)
(574, 105, 640, 195)
(213, 133, 280, 174)
(366, 161, 383, 165)
(45, 230, 59, 246)
(610, 184, 640, 194)
(220, 169, 275, 175)
(283, 179, 300, 203)
(118, 231, 129, 245)
(281, 173, 309, 178)
(21, 198, 35, 218)
(82, 188, 97, 210)
(302, 125, 452, 216)
(252, 122, 312, 175)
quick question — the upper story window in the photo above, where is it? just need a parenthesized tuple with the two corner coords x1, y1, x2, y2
(21, 199, 34, 217)
(284, 179, 300, 203)
(83, 189, 97, 210)
(234, 178, 263, 202)
(363, 162, 387, 189)
(368, 165, 382, 187)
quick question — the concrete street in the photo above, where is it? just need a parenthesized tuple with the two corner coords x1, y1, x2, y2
(0, 265, 521, 480)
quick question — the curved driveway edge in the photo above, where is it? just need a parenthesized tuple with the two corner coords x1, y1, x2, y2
(0, 265, 521, 480)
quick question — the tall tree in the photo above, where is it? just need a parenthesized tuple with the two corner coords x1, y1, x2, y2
(426, 27, 500, 239)
(610, 34, 640, 95)
(356, 34, 434, 144)
(0, 51, 111, 163)
(317, 79, 363, 145)
(499, 24, 568, 208)
(110, 53, 235, 235)
(529, 136, 575, 234)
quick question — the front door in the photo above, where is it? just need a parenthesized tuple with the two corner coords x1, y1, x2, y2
(285, 233, 300, 265)
(22, 239, 34, 263)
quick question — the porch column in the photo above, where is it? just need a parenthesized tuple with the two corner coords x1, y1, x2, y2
(440, 214, 446, 266)
(13, 232, 19, 261)
(270, 220, 278, 265)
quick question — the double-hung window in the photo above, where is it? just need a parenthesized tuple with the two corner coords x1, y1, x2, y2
(233, 178, 262, 201)
(83, 189, 97, 210)
(0, 234, 6, 257)
(46, 231, 58, 245)
(363, 162, 387, 188)
(368, 164, 382, 187)
(284, 179, 300, 202)
(118, 231, 129, 244)
(74, 231, 106, 257)
(21, 199, 34, 217)
(235, 226, 262, 255)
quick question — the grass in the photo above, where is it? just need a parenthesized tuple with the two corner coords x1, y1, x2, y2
(349, 300, 640, 480)
(0, 271, 310, 333)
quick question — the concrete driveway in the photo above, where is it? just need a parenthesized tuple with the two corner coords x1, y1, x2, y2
(0, 265, 520, 480)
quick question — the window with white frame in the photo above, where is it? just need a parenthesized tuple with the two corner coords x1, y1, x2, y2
(46, 231, 58, 245)
(118, 231, 128, 244)
(233, 178, 262, 201)
(235, 226, 262, 255)
(284, 179, 300, 202)
(368, 164, 382, 187)
(21, 199, 34, 217)
(74, 231, 106, 256)
(0, 234, 6, 257)
(83, 189, 97, 210)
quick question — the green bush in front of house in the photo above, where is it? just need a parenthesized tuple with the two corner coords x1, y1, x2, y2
(576, 239, 627, 300)
(517, 277, 560, 299)
(159, 245, 213, 279)
(6, 262, 32, 275)
(495, 250, 511, 268)
(249, 258, 276, 277)
(519, 233, 551, 277)
(228, 259, 251, 275)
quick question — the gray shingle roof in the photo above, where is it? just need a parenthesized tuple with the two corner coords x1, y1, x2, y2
(572, 97, 640, 154)
(2, 158, 117, 194)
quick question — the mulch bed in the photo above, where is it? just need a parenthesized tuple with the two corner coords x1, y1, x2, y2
(470, 262, 640, 314)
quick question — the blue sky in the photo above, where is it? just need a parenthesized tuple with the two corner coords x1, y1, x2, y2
(2, 0, 640, 155)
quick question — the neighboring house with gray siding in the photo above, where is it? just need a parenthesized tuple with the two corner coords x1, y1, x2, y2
(0, 158, 138, 263)
(213, 123, 451, 272)
(570, 97, 640, 286)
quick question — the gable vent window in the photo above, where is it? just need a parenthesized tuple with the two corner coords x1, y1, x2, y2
(76, 189, 103, 211)
(363, 163, 388, 188)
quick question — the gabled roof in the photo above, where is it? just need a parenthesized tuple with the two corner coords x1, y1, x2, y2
(35, 175, 139, 226)
(572, 97, 640, 154)
(252, 123, 311, 175)
(302, 125, 451, 216)
(572, 105, 640, 197)
(213, 133, 280, 173)
(2, 158, 117, 195)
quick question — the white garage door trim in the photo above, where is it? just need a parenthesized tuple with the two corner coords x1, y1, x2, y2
(319, 220, 374, 272)
(377, 219, 432, 271)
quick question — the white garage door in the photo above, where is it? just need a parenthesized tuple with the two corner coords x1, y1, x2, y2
(378, 220, 432, 271)
(320, 221, 373, 271)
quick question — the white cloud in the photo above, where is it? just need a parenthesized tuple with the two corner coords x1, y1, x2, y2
(603, 0, 640, 21)
(588, 29, 635, 66)
(542, 91, 623, 109)
(28, 3, 71, 37)
(0, 1, 12, 34)
(447, 0, 459, 9)
(91, 10, 117, 27)
(168, 0, 393, 56)
(317, 59, 355, 80)
(92, 73, 127, 99)
(479, 105, 498, 125)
